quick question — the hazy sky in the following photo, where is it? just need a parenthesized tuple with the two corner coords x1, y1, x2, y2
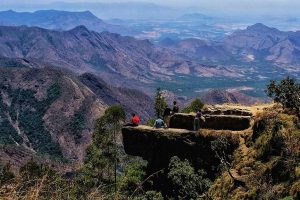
(2, 0, 300, 9)
(1, 0, 299, 17)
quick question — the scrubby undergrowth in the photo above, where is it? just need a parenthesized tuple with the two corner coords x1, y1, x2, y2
(209, 106, 300, 199)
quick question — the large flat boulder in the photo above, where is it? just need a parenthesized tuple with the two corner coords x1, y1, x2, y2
(169, 113, 252, 131)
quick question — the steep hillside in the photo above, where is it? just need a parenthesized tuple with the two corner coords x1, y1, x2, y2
(0, 65, 154, 170)
(79, 73, 154, 121)
(0, 67, 106, 164)
(0, 10, 134, 36)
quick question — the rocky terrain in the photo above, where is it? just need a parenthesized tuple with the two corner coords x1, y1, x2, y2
(122, 125, 240, 177)
(122, 106, 254, 177)
(122, 104, 300, 199)
(0, 64, 154, 171)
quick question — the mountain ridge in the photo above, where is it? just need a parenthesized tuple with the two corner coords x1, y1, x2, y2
(0, 9, 135, 36)
(160, 23, 300, 65)
(0, 63, 154, 170)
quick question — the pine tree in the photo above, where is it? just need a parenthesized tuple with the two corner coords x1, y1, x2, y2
(82, 105, 125, 193)
(154, 88, 167, 118)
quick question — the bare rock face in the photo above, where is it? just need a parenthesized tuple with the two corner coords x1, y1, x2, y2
(122, 125, 240, 176)
(169, 113, 252, 131)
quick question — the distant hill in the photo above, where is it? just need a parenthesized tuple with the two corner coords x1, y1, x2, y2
(223, 23, 300, 64)
(160, 23, 300, 65)
(2, 2, 179, 20)
(201, 89, 263, 105)
(0, 10, 135, 36)
(0, 64, 154, 170)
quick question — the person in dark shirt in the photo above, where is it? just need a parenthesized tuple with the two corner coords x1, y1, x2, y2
(163, 106, 172, 117)
(163, 106, 172, 126)
(172, 101, 179, 113)
(194, 110, 202, 131)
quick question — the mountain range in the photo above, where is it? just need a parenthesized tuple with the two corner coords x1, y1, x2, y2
(0, 10, 135, 36)
(160, 23, 300, 67)
(0, 25, 240, 93)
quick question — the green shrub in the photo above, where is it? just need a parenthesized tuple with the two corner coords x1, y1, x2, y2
(146, 119, 155, 126)
(133, 191, 164, 200)
(167, 156, 211, 199)
(182, 98, 204, 113)
(266, 77, 300, 117)
(119, 160, 147, 195)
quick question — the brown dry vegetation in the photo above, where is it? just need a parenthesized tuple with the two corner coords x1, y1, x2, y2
(208, 104, 300, 199)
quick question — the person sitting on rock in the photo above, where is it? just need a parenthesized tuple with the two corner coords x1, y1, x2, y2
(153, 117, 167, 129)
(131, 113, 140, 126)
(172, 101, 179, 114)
(194, 109, 202, 131)
(125, 113, 140, 126)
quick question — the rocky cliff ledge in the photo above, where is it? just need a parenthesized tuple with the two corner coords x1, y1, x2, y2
(122, 125, 240, 176)
(122, 107, 256, 175)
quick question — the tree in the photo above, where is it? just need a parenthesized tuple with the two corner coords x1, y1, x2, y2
(211, 136, 234, 180)
(105, 105, 126, 191)
(167, 156, 211, 199)
(154, 88, 167, 118)
(211, 136, 245, 187)
(266, 77, 300, 117)
(182, 98, 204, 113)
(118, 160, 147, 196)
(82, 105, 125, 194)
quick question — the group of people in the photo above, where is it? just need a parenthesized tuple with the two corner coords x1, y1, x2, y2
(154, 101, 179, 128)
(126, 101, 204, 131)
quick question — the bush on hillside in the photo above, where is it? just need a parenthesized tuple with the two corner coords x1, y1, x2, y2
(266, 77, 300, 117)
(182, 98, 204, 113)
(167, 156, 211, 199)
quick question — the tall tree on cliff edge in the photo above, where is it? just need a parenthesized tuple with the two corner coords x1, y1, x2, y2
(154, 88, 167, 118)
(81, 105, 125, 194)
(104, 105, 126, 192)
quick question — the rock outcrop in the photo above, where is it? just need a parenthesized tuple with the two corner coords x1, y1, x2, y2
(122, 125, 240, 176)
(169, 111, 252, 131)
(122, 107, 254, 176)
